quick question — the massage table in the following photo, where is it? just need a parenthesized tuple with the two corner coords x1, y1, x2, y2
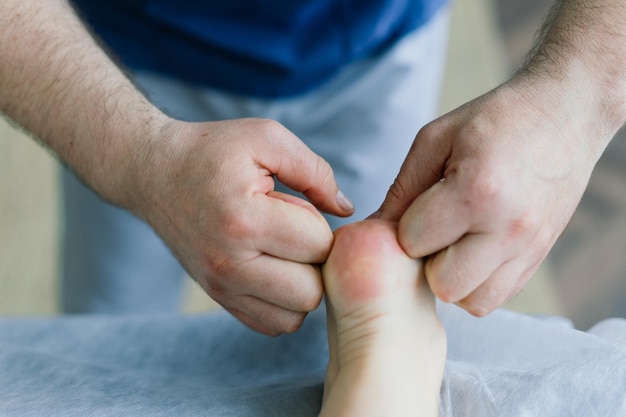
(1, 303, 625, 416)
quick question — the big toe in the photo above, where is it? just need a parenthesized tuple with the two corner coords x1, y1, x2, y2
(323, 220, 422, 315)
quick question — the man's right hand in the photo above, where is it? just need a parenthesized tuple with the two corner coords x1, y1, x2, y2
(1, 1, 352, 335)
(132, 118, 354, 336)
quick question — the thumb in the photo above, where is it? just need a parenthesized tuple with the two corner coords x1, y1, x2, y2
(377, 124, 450, 221)
(256, 124, 355, 217)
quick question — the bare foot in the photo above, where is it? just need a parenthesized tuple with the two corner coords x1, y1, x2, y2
(319, 220, 446, 417)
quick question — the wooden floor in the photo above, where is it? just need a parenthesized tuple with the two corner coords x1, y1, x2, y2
(1, 0, 624, 329)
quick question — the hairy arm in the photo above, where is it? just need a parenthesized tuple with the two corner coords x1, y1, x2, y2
(0, 0, 351, 334)
(377, 0, 626, 315)
(0, 0, 166, 210)
(519, 0, 626, 148)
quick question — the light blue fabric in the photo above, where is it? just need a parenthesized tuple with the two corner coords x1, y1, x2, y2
(2, 305, 626, 416)
(61, 171, 186, 313)
(0, 309, 328, 416)
(61, 9, 450, 314)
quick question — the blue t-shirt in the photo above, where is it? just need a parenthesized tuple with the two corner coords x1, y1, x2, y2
(72, 0, 447, 98)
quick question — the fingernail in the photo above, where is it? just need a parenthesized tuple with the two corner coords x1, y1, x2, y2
(336, 190, 354, 212)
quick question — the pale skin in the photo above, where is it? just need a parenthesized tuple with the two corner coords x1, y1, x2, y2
(320, 219, 446, 417)
(0, 0, 354, 336)
(376, 0, 626, 315)
(2, 0, 626, 334)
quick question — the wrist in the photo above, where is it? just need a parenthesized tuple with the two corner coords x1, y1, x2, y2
(521, 55, 626, 141)
(504, 69, 614, 169)
(516, 1, 626, 148)
(0, 0, 175, 215)
(100, 110, 174, 215)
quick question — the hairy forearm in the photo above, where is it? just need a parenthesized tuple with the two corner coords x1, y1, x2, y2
(520, 0, 626, 143)
(0, 0, 168, 208)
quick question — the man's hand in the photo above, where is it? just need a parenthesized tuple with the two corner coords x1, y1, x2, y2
(376, 0, 626, 316)
(133, 118, 353, 335)
(0, 1, 353, 335)
(377, 76, 615, 315)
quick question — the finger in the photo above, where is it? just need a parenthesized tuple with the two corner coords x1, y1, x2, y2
(228, 254, 324, 313)
(266, 190, 327, 223)
(456, 255, 542, 316)
(254, 191, 333, 264)
(377, 121, 451, 221)
(228, 297, 308, 335)
(229, 308, 281, 336)
(425, 233, 510, 304)
(255, 123, 354, 216)
(397, 178, 471, 258)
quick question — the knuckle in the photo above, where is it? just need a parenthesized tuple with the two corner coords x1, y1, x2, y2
(431, 284, 458, 304)
(203, 277, 226, 299)
(249, 118, 288, 147)
(465, 302, 491, 317)
(260, 309, 305, 335)
(206, 251, 240, 279)
(507, 210, 541, 238)
(316, 158, 334, 185)
(427, 276, 458, 304)
(457, 294, 494, 317)
(301, 290, 323, 312)
(282, 314, 306, 334)
(415, 121, 439, 143)
(313, 233, 334, 262)
(229, 306, 280, 336)
(313, 154, 332, 176)
(425, 260, 460, 303)
(397, 223, 419, 257)
(301, 156, 335, 199)
(221, 210, 256, 241)
(465, 175, 503, 206)
(461, 285, 505, 317)
(255, 117, 283, 135)
(386, 176, 410, 203)
(457, 118, 490, 147)
(258, 328, 280, 337)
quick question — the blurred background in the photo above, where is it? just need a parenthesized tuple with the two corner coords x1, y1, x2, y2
(1, 0, 624, 330)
